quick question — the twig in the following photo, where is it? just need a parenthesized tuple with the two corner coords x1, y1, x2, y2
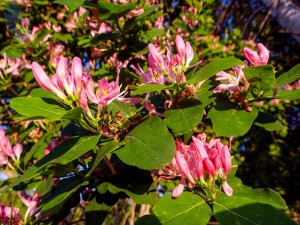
(241, 6, 264, 39)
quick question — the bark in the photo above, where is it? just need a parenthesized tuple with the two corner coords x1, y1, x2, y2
(262, 0, 300, 42)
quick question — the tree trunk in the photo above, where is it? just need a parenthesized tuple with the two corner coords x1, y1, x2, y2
(262, 0, 300, 42)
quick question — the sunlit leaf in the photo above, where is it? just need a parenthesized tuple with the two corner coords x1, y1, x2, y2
(116, 117, 176, 170)
(208, 102, 258, 136)
(274, 63, 300, 88)
(214, 196, 296, 225)
(164, 99, 204, 133)
(254, 111, 284, 131)
(153, 192, 211, 225)
(53, 0, 84, 12)
(187, 58, 243, 84)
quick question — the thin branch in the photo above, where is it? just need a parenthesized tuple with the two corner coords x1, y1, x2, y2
(241, 6, 264, 39)
(252, 7, 272, 40)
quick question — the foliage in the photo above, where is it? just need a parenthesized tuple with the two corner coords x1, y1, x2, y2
(0, 0, 299, 224)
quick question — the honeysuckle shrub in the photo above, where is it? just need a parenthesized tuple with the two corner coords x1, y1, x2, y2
(0, 0, 299, 224)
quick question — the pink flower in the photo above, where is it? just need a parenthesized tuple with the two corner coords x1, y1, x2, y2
(155, 134, 233, 198)
(222, 181, 233, 196)
(148, 43, 166, 72)
(243, 43, 269, 66)
(131, 65, 166, 84)
(20, 193, 41, 220)
(32, 62, 66, 99)
(172, 178, 186, 198)
(213, 66, 248, 93)
(126, 8, 144, 19)
(132, 36, 199, 85)
(32, 56, 84, 99)
(0, 53, 7, 69)
(97, 78, 120, 106)
(144, 102, 163, 117)
(220, 145, 232, 178)
(12, 143, 23, 161)
(175, 35, 194, 68)
(21, 18, 30, 28)
(175, 149, 196, 184)
(79, 91, 93, 119)
(82, 66, 138, 116)
(0, 201, 22, 225)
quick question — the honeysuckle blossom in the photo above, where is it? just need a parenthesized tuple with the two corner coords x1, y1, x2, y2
(155, 133, 233, 198)
(243, 43, 269, 66)
(213, 66, 249, 94)
(0, 201, 22, 225)
(32, 57, 140, 119)
(131, 35, 199, 84)
(20, 193, 41, 220)
(0, 53, 31, 77)
(32, 56, 84, 99)
(0, 128, 23, 166)
(126, 7, 144, 19)
(83, 66, 140, 115)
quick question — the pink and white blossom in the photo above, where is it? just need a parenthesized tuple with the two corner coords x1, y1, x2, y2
(132, 35, 200, 84)
(243, 43, 269, 66)
(213, 66, 248, 94)
(0, 201, 22, 225)
(155, 134, 233, 198)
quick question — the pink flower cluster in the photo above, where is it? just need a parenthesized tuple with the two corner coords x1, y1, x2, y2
(0, 202, 22, 225)
(157, 133, 233, 198)
(0, 129, 23, 167)
(0, 53, 31, 77)
(32, 57, 139, 119)
(214, 43, 269, 94)
(20, 193, 40, 221)
(131, 35, 199, 84)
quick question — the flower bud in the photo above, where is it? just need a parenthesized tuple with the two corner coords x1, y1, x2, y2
(203, 158, 215, 177)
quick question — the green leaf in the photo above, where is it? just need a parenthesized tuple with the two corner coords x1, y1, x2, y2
(227, 176, 288, 211)
(53, 0, 84, 12)
(131, 84, 168, 95)
(142, 28, 166, 40)
(264, 89, 300, 100)
(254, 111, 284, 131)
(35, 135, 100, 166)
(208, 102, 258, 137)
(86, 141, 120, 176)
(243, 65, 276, 93)
(23, 131, 52, 164)
(107, 100, 137, 118)
(97, 1, 135, 20)
(164, 99, 204, 133)
(1, 46, 25, 59)
(135, 215, 162, 225)
(195, 78, 217, 106)
(10, 97, 66, 121)
(135, 4, 163, 21)
(32, 0, 49, 5)
(10, 97, 83, 121)
(152, 192, 211, 225)
(35, 175, 53, 195)
(99, 166, 157, 205)
(41, 176, 88, 213)
(85, 193, 119, 225)
(116, 117, 176, 170)
(187, 58, 243, 84)
(60, 107, 83, 120)
(214, 196, 296, 225)
(274, 63, 300, 88)
(9, 135, 100, 188)
(30, 88, 57, 99)
(90, 32, 119, 45)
